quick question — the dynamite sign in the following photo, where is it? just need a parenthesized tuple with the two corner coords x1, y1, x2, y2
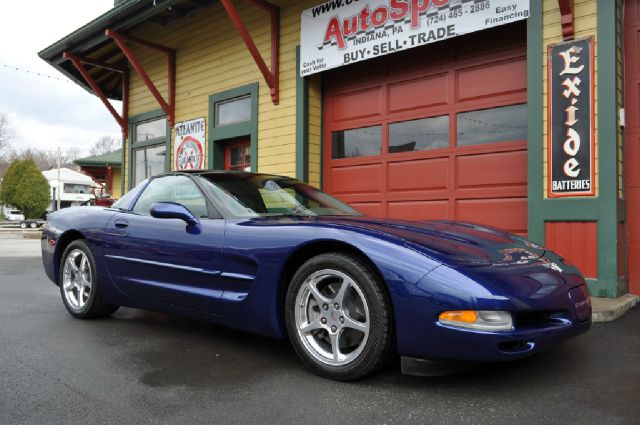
(548, 38, 595, 197)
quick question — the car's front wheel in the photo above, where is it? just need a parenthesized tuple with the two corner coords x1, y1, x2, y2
(285, 253, 393, 380)
(59, 240, 119, 319)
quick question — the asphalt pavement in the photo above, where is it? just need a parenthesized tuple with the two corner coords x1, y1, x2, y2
(0, 238, 639, 425)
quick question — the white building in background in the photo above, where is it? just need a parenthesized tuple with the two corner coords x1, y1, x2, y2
(42, 168, 96, 211)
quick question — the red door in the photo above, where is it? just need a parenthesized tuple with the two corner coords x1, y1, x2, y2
(625, 0, 640, 295)
(225, 138, 251, 171)
(322, 24, 528, 234)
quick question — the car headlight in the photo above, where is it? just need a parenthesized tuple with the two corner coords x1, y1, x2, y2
(438, 310, 513, 332)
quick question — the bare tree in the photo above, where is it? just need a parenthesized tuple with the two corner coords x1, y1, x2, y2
(0, 113, 15, 153)
(89, 135, 120, 156)
(3, 146, 82, 171)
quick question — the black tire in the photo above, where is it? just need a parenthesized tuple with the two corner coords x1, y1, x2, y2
(285, 253, 393, 381)
(20, 222, 26, 229)
(59, 240, 119, 319)
(29, 222, 37, 229)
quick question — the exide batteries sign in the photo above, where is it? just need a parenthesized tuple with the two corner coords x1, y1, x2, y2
(548, 38, 595, 197)
(300, 0, 530, 76)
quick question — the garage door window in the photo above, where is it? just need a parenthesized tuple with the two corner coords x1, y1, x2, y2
(389, 115, 449, 153)
(332, 125, 382, 159)
(457, 103, 527, 146)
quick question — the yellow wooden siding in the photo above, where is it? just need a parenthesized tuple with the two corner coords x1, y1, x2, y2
(111, 167, 122, 199)
(124, 0, 324, 191)
(308, 73, 322, 188)
(542, 0, 598, 198)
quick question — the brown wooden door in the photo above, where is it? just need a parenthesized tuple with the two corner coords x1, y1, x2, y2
(625, 0, 640, 295)
(322, 24, 528, 234)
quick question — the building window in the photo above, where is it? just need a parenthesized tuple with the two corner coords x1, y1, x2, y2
(209, 83, 258, 171)
(225, 139, 251, 171)
(134, 117, 167, 143)
(388, 115, 449, 153)
(332, 126, 382, 159)
(64, 184, 92, 194)
(215, 95, 252, 127)
(457, 104, 527, 146)
(133, 145, 166, 185)
(131, 116, 168, 186)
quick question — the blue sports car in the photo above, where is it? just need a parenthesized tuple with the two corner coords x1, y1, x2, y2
(41, 172, 591, 380)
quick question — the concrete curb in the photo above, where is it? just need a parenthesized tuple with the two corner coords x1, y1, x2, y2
(591, 294, 640, 322)
(0, 230, 42, 239)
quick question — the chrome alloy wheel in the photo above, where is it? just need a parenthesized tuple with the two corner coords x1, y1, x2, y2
(62, 249, 92, 311)
(295, 269, 370, 367)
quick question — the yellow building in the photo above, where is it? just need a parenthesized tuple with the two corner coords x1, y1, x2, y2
(40, 0, 638, 298)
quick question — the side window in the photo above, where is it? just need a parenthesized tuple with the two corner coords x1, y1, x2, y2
(132, 176, 209, 218)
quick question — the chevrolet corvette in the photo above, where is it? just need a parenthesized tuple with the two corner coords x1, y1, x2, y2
(41, 171, 591, 380)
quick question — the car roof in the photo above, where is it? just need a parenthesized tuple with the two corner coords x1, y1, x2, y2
(156, 170, 297, 180)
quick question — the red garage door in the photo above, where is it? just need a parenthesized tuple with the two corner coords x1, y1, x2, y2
(323, 25, 528, 234)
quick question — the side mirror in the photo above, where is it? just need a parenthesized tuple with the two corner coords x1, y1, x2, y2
(150, 202, 200, 227)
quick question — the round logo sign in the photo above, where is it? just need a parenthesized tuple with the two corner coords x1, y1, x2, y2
(175, 135, 204, 170)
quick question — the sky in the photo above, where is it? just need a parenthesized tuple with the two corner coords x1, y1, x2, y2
(0, 1, 121, 154)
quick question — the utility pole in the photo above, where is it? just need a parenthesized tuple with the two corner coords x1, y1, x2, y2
(56, 155, 61, 211)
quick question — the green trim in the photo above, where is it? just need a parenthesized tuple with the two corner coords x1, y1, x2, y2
(208, 83, 259, 171)
(121, 135, 126, 195)
(75, 149, 122, 167)
(526, 0, 544, 243)
(127, 109, 170, 190)
(296, 46, 309, 182)
(539, 199, 600, 221)
(527, 2, 622, 297)
(596, 0, 622, 297)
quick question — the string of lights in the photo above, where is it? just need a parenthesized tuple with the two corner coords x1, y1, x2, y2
(0, 63, 73, 84)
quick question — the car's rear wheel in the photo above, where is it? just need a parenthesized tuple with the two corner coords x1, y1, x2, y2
(59, 240, 119, 319)
(20, 222, 26, 229)
(29, 222, 37, 229)
(285, 253, 393, 380)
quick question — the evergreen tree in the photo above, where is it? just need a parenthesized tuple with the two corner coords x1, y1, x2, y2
(0, 159, 50, 219)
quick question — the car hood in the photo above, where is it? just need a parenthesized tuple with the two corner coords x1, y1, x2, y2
(286, 216, 545, 268)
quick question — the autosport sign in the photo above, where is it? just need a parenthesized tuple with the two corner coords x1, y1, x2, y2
(300, 0, 530, 76)
(547, 38, 595, 197)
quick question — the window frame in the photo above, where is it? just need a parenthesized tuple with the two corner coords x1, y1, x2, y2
(208, 83, 259, 172)
(127, 110, 171, 190)
(215, 94, 252, 127)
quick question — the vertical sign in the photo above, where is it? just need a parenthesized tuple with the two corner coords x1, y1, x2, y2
(548, 37, 595, 197)
(174, 118, 205, 171)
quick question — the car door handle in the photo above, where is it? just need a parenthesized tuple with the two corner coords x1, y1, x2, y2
(114, 219, 129, 229)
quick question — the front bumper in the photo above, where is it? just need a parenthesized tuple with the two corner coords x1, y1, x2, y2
(422, 315, 591, 363)
(391, 260, 592, 363)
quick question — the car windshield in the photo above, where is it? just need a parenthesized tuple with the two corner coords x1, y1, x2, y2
(196, 174, 361, 218)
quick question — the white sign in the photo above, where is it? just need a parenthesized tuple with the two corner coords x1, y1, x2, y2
(301, 0, 530, 76)
(174, 118, 205, 171)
